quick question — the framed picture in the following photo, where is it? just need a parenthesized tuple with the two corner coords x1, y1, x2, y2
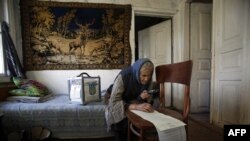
(68, 73, 101, 104)
(20, 0, 132, 70)
(82, 76, 101, 104)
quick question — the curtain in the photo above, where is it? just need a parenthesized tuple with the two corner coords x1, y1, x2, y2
(1, 21, 26, 78)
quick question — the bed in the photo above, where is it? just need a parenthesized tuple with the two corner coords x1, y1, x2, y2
(0, 83, 114, 139)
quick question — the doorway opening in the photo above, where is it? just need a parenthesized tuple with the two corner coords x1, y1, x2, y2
(134, 16, 169, 60)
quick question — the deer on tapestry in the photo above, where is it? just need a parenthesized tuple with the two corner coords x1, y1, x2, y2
(69, 19, 95, 56)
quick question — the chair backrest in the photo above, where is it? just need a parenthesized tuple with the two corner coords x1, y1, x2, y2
(155, 60, 193, 123)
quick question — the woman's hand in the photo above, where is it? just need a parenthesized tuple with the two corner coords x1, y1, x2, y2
(136, 103, 154, 113)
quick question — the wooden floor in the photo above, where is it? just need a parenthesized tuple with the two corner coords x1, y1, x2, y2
(52, 113, 223, 141)
(188, 113, 223, 141)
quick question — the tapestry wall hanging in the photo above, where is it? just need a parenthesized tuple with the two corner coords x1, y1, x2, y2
(20, 0, 131, 70)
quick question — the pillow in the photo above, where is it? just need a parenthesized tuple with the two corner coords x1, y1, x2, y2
(11, 77, 49, 97)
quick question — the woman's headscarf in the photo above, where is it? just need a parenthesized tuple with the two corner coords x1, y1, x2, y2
(120, 58, 153, 103)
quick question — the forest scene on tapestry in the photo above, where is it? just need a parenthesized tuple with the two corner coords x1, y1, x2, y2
(20, 1, 131, 70)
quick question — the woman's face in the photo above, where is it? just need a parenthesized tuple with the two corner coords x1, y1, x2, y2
(139, 68, 153, 85)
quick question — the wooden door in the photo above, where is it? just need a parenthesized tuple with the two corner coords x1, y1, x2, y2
(190, 3, 212, 113)
(211, 0, 250, 127)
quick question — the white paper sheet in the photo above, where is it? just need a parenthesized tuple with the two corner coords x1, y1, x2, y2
(131, 110, 187, 141)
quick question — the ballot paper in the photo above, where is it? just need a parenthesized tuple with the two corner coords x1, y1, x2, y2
(131, 110, 187, 141)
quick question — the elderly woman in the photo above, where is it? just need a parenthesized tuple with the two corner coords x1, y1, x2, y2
(105, 58, 155, 141)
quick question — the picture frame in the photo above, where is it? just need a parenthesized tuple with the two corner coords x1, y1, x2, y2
(20, 0, 132, 70)
(82, 76, 101, 104)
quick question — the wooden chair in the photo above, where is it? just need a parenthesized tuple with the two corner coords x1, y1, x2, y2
(126, 60, 193, 141)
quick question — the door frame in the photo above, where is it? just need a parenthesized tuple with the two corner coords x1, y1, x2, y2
(131, 2, 190, 64)
(132, 10, 172, 63)
(132, 2, 191, 110)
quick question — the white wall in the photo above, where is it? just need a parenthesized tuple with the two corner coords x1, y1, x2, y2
(26, 70, 120, 94)
(9, 0, 184, 94)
